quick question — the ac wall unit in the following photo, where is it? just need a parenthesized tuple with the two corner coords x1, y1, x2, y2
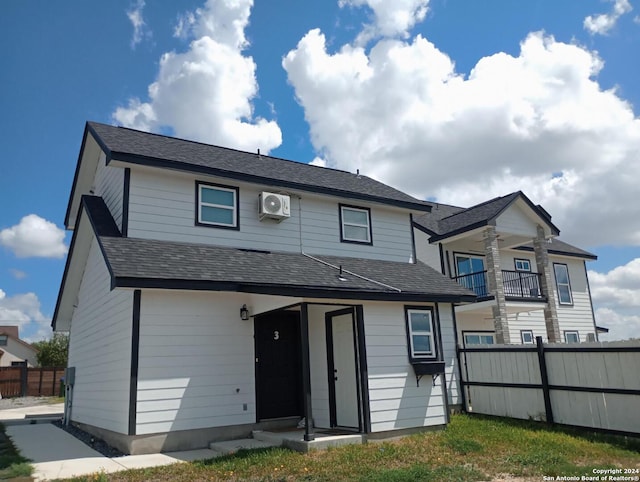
(259, 191, 290, 221)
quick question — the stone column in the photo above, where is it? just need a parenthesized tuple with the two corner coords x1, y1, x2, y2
(484, 226, 511, 344)
(533, 225, 561, 343)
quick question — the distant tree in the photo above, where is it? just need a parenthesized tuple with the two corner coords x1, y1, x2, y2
(32, 333, 69, 367)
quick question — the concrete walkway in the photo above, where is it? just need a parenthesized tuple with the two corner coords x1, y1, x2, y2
(0, 402, 64, 421)
(6, 423, 219, 481)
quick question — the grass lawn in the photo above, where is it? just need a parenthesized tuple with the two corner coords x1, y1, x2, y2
(58, 414, 640, 482)
(0, 423, 33, 481)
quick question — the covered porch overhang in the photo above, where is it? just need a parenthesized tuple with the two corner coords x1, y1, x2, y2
(455, 297, 546, 317)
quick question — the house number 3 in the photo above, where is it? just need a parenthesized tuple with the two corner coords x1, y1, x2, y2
(273, 330, 280, 340)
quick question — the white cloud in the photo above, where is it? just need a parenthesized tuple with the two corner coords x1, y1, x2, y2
(9, 269, 27, 280)
(309, 157, 327, 167)
(114, 0, 282, 153)
(595, 308, 640, 341)
(0, 289, 51, 343)
(584, 0, 633, 35)
(283, 27, 640, 248)
(339, 0, 429, 45)
(0, 214, 67, 258)
(589, 259, 640, 340)
(127, 0, 151, 49)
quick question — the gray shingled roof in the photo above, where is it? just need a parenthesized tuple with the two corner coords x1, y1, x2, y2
(81, 196, 473, 302)
(514, 238, 597, 260)
(414, 193, 595, 260)
(88, 122, 431, 211)
(415, 191, 560, 239)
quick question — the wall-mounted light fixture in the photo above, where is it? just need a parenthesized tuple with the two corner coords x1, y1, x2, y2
(240, 304, 250, 321)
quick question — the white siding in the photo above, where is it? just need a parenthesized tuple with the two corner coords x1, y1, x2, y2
(495, 204, 537, 237)
(414, 230, 442, 271)
(439, 304, 460, 406)
(68, 239, 133, 434)
(364, 302, 447, 432)
(94, 153, 125, 231)
(127, 168, 414, 262)
(136, 291, 255, 435)
(553, 257, 597, 341)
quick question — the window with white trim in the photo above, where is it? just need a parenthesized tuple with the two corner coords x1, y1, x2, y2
(514, 259, 531, 272)
(405, 308, 436, 359)
(196, 182, 239, 229)
(564, 331, 580, 343)
(520, 330, 534, 344)
(0, 335, 7, 346)
(339, 205, 372, 244)
(463, 332, 495, 346)
(553, 263, 573, 305)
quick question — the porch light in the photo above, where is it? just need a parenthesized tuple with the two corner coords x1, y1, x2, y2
(240, 304, 250, 321)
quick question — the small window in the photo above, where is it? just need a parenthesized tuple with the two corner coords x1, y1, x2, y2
(405, 307, 437, 359)
(553, 263, 573, 305)
(520, 330, 534, 344)
(463, 332, 495, 346)
(514, 259, 531, 272)
(0, 335, 7, 346)
(196, 181, 239, 229)
(564, 331, 579, 343)
(339, 205, 372, 244)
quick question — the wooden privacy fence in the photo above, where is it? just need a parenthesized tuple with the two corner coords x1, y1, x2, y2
(458, 337, 640, 436)
(0, 367, 65, 398)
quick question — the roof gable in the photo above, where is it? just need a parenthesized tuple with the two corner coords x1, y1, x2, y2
(81, 122, 431, 213)
(414, 191, 560, 241)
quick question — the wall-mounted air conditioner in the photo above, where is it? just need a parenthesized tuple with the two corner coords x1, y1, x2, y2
(259, 192, 290, 221)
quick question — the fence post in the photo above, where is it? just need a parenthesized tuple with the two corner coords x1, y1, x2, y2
(20, 365, 28, 397)
(536, 336, 554, 424)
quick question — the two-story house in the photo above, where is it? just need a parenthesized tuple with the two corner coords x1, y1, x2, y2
(52, 122, 476, 455)
(413, 192, 600, 354)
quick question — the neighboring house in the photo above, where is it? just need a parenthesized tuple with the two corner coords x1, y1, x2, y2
(52, 122, 475, 455)
(0, 326, 38, 367)
(413, 192, 600, 350)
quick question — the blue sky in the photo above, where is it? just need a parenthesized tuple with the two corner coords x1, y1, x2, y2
(1, 0, 639, 342)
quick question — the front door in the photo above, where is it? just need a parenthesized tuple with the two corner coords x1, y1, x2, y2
(326, 309, 360, 429)
(255, 311, 303, 420)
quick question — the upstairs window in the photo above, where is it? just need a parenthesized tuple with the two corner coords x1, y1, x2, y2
(339, 205, 372, 244)
(553, 263, 573, 305)
(196, 181, 239, 229)
(514, 259, 531, 272)
(405, 307, 437, 360)
(564, 331, 580, 343)
(0, 335, 7, 346)
(463, 332, 495, 346)
(520, 330, 534, 344)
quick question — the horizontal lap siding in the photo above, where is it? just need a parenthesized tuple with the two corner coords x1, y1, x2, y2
(95, 154, 124, 231)
(439, 306, 460, 406)
(136, 291, 255, 435)
(364, 302, 447, 432)
(127, 168, 413, 262)
(552, 258, 596, 341)
(68, 239, 132, 434)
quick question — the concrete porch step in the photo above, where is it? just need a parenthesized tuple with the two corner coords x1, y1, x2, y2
(208, 438, 280, 455)
(253, 429, 364, 452)
(252, 430, 286, 445)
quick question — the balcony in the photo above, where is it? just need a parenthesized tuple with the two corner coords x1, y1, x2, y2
(453, 270, 544, 301)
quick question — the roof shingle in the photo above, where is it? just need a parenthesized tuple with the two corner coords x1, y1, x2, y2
(88, 122, 431, 211)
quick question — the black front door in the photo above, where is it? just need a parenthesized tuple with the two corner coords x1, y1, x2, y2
(255, 311, 303, 420)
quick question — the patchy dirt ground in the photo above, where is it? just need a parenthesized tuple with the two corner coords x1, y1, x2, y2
(0, 396, 61, 410)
